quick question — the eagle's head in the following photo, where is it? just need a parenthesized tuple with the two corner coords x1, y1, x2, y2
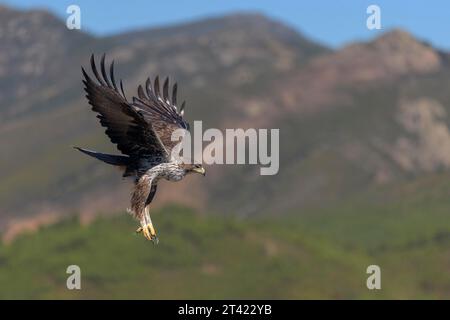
(182, 163, 206, 176)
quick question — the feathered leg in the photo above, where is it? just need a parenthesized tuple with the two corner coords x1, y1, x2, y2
(131, 174, 159, 244)
(137, 206, 158, 244)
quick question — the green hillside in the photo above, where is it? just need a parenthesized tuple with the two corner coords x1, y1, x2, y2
(2, 178, 450, 299)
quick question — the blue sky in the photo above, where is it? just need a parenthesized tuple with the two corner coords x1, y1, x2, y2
(3, 0, 449, 49)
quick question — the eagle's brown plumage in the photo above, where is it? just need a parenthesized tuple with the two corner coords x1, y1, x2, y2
(76, 54, 205, 243)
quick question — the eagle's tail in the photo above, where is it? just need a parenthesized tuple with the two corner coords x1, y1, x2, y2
(74, 147, 130, 166)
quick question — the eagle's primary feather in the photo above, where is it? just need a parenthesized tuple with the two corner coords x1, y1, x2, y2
(76, 54, 205, 243)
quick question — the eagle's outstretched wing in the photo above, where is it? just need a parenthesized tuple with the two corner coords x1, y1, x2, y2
(132, 75, 190, 156)
(82, 54, 168, 161)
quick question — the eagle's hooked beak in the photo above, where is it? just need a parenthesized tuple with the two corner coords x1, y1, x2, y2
(192, 166, 206, 176)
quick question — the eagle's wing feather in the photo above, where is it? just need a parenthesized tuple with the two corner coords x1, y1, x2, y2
(132, 75, 190, 155)
(82, 54, 168, 161)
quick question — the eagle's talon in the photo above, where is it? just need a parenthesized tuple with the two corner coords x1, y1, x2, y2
(138, 223, 158, 243)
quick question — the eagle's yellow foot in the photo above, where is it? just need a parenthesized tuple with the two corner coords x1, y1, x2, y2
(136, 224, 159, 244)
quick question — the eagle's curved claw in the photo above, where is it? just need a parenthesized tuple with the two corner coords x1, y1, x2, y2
(151, 235, 159, 245)
(136, 224, 159, 244)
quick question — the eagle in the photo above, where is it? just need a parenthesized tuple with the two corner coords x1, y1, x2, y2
(75, 54, 206, 244)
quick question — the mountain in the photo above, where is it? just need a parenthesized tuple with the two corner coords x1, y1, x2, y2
(0, 6, 328, 228)
(208, 27, 450, 215)
(2, 5, 450, 233)
(0, 6, 93, 117)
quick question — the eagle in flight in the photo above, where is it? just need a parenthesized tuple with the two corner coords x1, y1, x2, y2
(75, 54, 205, 244)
